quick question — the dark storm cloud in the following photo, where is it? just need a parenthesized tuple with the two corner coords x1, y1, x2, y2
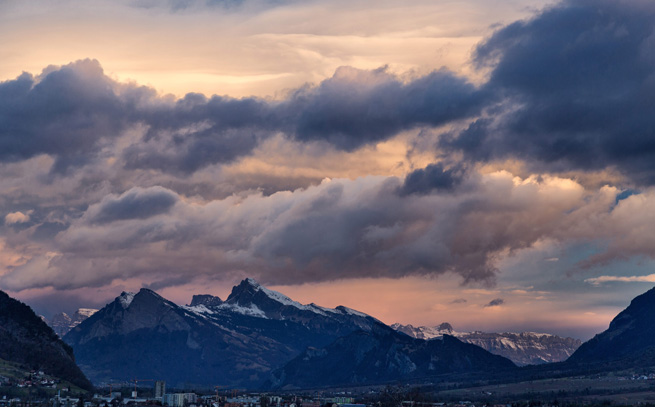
(485, 298, 504, 307)
(88, 186, 179, 224)
(286, 66, 487, 151)
(0, 60, 130, 173)
(122, 92, 275, 174)
(126, 66, 485, 172)
(443, 0, 655, 184)
(0, 60, 484, 176)
(398, 163, 467, 196)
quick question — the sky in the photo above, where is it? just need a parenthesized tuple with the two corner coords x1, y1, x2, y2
(2, 0, 655, 340)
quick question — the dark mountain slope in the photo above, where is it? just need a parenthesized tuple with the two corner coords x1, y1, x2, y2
(267, 324, 516, 389)
(0, 290, 92, 391)
(568, 286, 655, 365)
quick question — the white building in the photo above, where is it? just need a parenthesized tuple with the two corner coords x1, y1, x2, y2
(164, 393, 198, 407)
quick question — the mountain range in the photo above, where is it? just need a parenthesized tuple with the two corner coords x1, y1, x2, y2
(391, 323, 581, 366)
(9, 281, 655, 391)
(63, 278, 516, 388)
(65, 279, 389, 387)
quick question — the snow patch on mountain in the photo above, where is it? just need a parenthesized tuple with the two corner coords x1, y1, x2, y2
(76, 308, 98, 318)
(119, 292, 136, 309)
(309, 303, 340, 314)
(183, 304, 215, 315)
(217, 302, 268, 319)
(244, 279, 333, 316)
(337, 306, 369, 318)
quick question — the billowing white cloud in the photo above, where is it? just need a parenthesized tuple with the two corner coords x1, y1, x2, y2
(5, 211, 32, 225)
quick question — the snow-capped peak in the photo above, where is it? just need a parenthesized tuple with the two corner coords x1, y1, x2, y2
(258, 285, 301, 307)
(244, 277, 261, 287)
(230, 278, 314, 312)
(225, 278, 375, 319)
(119, 291, 136, 309)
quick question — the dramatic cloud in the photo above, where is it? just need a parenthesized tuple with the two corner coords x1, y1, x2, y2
(0, 170, 625, 291)
(443, 0, 655, 184)
(286, 66, 486, 150)
(0, 60, 482, 176)
(6, 0, 655, 336)
(0, 61, 134, 172)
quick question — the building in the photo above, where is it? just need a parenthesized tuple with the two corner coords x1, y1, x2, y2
(155, 381, 166, 399)
(164, 393, 197, 407)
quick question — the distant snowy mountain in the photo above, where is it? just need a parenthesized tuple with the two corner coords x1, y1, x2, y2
(49, 308, 98, 337)
(391, 323, 581, 366)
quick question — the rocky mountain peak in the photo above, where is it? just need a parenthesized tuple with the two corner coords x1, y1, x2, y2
(438, 322, 454, 332)
(189, 294, 223, 307)
(225, 278, 299, 309)
(244, 277, 261, 287)
(226, 278, 260, 303)
(117, 288, 168, 309)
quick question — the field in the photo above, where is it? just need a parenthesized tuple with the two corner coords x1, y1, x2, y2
(435, 372, 655, 405)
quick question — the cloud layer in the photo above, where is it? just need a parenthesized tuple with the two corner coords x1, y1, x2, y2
(3, 0, 655, 325)
(0, 171, 646, 292)
(444, 0, 655, 184)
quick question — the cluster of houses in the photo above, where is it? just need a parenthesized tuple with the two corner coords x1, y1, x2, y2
(0, 371, 60, 390)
